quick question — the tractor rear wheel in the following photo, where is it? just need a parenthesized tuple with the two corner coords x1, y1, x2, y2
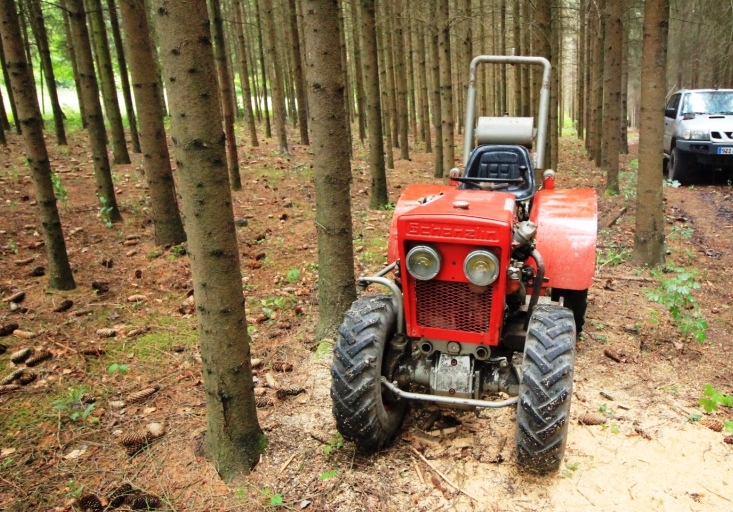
(331, 294, 407, 452)
(516, 305, 576, 473)
(551, 288, 588, 334)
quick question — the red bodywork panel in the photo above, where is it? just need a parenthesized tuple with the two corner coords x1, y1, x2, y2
(389, 185, 516, 346)
(387, 184, 597, 347)
(529, 188, 597, 290)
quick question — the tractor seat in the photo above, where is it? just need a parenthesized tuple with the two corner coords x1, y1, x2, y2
(461, 144, 535, 201)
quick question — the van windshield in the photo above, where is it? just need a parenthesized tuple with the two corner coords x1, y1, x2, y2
(681, 91, 733, 115)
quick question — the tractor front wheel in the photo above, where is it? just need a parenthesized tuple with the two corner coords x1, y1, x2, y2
(331, 294, 407, 452)
(551, 288, 588, 335)
(516, 305, 576, 473)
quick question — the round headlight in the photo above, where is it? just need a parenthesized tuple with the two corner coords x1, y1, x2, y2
(406, 245, 441, 280)
(464, 250, 500, 286)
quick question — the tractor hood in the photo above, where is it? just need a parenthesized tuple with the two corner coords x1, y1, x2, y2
(387, 184, 516, 262)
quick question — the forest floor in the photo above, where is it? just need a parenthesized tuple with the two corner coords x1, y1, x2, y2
(1, 127, 732, 512)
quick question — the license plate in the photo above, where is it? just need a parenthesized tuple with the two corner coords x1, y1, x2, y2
(718, 147, 733, 154)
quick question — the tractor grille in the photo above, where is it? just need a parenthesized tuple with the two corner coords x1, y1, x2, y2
(415, 280, 493, 333)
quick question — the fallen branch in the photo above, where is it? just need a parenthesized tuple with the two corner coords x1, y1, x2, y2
(594, 275, 654, 283)
(409, 446, 479, 502)
(607, 206, 628, 228)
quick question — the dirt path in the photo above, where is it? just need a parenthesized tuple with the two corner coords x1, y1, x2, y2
(0, 133, 732, 511)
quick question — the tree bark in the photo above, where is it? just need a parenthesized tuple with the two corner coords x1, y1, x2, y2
(233, 0, 259, 147)
(254, 2, 271, 138)
(633, 0, 668, 267)
(0, 36, 21, 132)
(1, 0, 75, 290)
(602, 0, 622, 194)
(154, 0, 264, 480)
(289, 0, 309, 144)
(106, 0, 141, 153)
(429, 0, 442, 178)
(65, 0, 122, 222)
(86, 0, 130, 164)
(260, 0, 289, 156)
(438, 0, 454, 177)
(302, 0, 357, 340)
(61, 5, 86, 128)
(26, 0, 67, 145)
(350, 0, 366, 143)
(393, 0, 409, 160)
(359, 0, 388, 208)
(209, 0, 242, 190)
(119, 0, 185, 246)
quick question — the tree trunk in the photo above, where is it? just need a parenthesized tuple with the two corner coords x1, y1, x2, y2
(591, 3, 604, 166)
(577, 0, 586, 140)
(429, 0, 442, 178)
(415, 4, 431, 152)
(0, 36, 21, 132)
(602, 0, 622, 194)
(1, 0, 75, 290)
(26, 0, 67, 145)
(359, 0, 388, 208)
(209, 0, 241, 190)
(381, 1, 398, 149)
(61, 5, 86, 128)
(499, 0, 507, 114)
(513, 0, 522, 115)
(289, 0, 309, 144)
(375, 10, 393, 169)
(350, 0, 366, 143)
(633, 0, 668, 266)
(118, 0, 185, 246)
(438, 0, 454, 177)
(393, 0, 409, 160)
(154, 0, 264, 480)
(65, 0, 122, 222)
(254, 3, 271, 138)
(260, 0, 289, 156)
(86, 0, 130, 164)
(233, 0, 259, 147)
(106, 0, 141, 153)
(0, 75, 9, 132)
(302, 0, 357, 340)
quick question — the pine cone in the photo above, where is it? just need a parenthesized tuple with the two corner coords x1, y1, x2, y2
(126, 385, 160, 404)
(724, 435, 733, 445)
(79, 348, 106, 357)
(18, 370, 37, 385)
(578, 413, 606, 426)
(700, 418, 724, 432)
(107, 483, 135, 508)
(128, 493, 162, 510)
(0, 368, 24, 385)
(255, 397, 274, 408)
(25, 350, 52, 367)
(78, 494, 103, 512)
(120, 431, 150, 456)
(276, 386, 305, 400)
(53, 299, 74, 312)
(0, 384, 21, 395)
(272, 361, 293, 372)
(9, 347, 31, 364)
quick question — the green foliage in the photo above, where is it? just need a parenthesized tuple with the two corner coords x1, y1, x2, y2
(53, 387, 95, 422)
(597, 246, 631, 269)
(647, 266, 708, 342)
(66, 480, 86, 498)
(51, 172, 68, 204)
(285, 268, 301, 283)
(668, 225, 693, 240)
(699, 384, 733, 413)
(107, 363, 128, 375)
(170, 244, 187, 258)
(323, 432, 344, 457)
(8, 240, 18, 254)
(99, 196, 114, 228)
(319, 469, 338, 480)
(270, 494, 283, 506)
(314, 340, 333, 360)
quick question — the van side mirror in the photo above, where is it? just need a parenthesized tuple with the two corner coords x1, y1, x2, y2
(664, 107, 677, 119)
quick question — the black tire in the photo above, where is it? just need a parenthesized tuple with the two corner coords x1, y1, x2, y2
(516, 305, 576, 473)
(668, 146, 694, 185)
(550, 288, 588, 335)
(331, 294, 407, 452)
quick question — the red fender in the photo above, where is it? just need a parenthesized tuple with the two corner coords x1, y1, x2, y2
(529, 188, 598, 290)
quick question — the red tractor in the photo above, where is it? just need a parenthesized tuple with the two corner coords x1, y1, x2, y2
(331, 56, 597, 472)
